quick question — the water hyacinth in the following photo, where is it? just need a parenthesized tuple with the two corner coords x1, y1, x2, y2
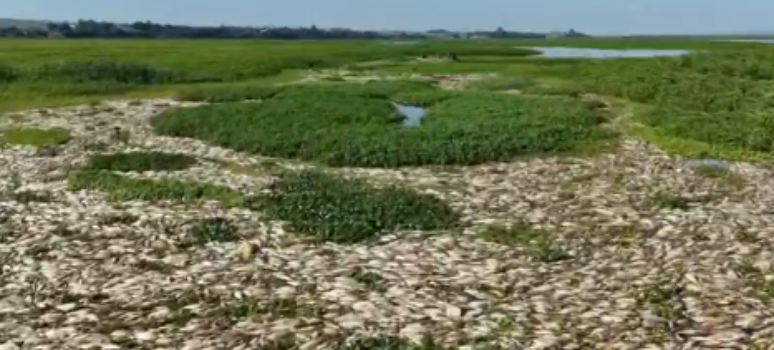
(255, 170, 459, 243)
(153, 85, 612, 168)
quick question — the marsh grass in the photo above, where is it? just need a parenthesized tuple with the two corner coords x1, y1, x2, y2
(177, 84, 280, 102)
(637, 106, 774, 154)
(0, 127, 71, 147)
(1, 82, 141, 97)
(561, 54, 774, 160)
(626, 122, 774, 162)
(0, 41, 537, 113)
(392, 90, 464, 107)
(153, 85, 611, 168)
(254, 170, 458, 244)
(68, 170, 244, 206)
(6, 40, 774, 164)
(24, 61, 219, 84)
(176, 79, 436, 103)
(468, 77, 537, 91)
(0, 64, 19, 83)
(84, 151, 198, 172)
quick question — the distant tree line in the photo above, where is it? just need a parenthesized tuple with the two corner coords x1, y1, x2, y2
(0, 19, 588, 39)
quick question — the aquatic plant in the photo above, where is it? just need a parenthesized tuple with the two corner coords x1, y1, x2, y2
(153, 85, 611, 168)
(255, 170, 458, 243)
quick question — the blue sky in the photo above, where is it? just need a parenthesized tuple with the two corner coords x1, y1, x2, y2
(4, 0, 772, 35)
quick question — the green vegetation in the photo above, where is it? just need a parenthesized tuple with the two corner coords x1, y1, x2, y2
(4, 39, 774, 170)
(560, 51, 774, 159)
(0, 127, 71, 147)
(467, 77, 537, 91)
(175, 79, 435, 103)
(0, 39, 541, 112)
(0, 64, 18, 83)
(177, 83, 280, 102)
(5, 38, 774, 164)
(68, 170, 244, 206)
(392, 90, 463, 106)
(255, 170, 458, 244)
(84, 151, 198, 172)
(154, 85, 611, 167)
(24, 61, 219, 84)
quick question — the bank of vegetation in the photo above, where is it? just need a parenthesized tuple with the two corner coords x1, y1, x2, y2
(3, 37, 774, 162)
(153, 83, 612, 167)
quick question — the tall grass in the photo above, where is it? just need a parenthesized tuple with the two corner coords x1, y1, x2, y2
(0, 64, 19, 83)
(176, 80, 436, 103)
(21, 61, 220, 84)
(0, 40, 538, 79)
(547, 49, 774, 158)
(0, 39, 538, 111)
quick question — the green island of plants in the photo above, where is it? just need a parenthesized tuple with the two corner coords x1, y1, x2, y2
(0, 127, 71, 147)
(83, 151, 199, 172)
(254, 170, 459, 244)
(153, 84, 612, 167)
(68, 170, 245, 207)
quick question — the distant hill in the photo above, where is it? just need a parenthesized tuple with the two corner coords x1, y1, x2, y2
(0, 18, 51, 29)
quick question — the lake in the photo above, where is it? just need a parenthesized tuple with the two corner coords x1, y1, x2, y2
(523, 46, 690, 59)
(719, 39, 774, 44)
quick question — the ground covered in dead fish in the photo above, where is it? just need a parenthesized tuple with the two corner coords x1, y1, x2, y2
(1, 94, 774, 349)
